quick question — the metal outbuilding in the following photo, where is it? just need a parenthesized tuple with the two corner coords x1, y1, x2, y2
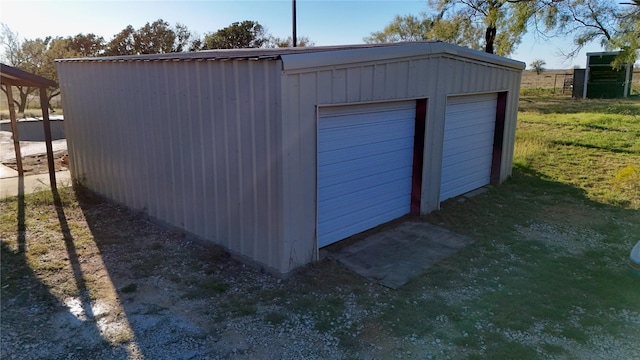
(55, 42, 525, 275)
(582, 52, 634, 99)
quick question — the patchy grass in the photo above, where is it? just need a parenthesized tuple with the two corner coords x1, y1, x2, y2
(1, 96, 639, 358)
(516, 95, 640, 208)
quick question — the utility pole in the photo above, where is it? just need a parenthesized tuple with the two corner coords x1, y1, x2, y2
(292, 0, 297, 47)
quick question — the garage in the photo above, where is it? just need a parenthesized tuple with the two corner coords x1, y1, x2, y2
(440, 93, 498, 201)
(317, 101, 417, 247)
(56, 42, 524, 275)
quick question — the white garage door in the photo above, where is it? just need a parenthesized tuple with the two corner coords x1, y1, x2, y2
(440, 93, 497, 201)
(318, 101, 415, 248)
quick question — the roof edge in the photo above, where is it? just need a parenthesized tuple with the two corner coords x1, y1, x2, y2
(436, 43, 526, 70)
(1, 63, 57, 88)
(280, 42, 525, 71)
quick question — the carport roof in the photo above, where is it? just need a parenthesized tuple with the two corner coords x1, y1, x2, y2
(1, 63, 57, 88)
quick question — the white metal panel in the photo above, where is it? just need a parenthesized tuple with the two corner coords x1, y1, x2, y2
(56, 59, 285, 273)
(440, 93, 498, 201)
(317, 101, 415, 247)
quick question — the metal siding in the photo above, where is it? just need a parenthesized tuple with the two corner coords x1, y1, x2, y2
(58, 45, 523, 275)
(421, 57, 448, 212)
(56, 59, 284, 273)
(346, 67, 361, 102)
(146, 62, 167, 221)
(332, 68, 347, 103)
(373, 64, 386, 100)
(502, 73, 522, 180)
(317, 70, 332, 104)
(280, 70, 320, 272)
(360, 65, 375, 101)
(280, 53, 522, 252)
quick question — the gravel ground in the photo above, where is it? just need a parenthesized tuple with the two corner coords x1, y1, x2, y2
(1, 187, 639, 359)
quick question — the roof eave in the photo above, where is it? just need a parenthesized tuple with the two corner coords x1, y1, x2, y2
(280, 42, 525, 71)
(0, 63, 58, 88)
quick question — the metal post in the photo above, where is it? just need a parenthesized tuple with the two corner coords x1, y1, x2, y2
(6, 84, 23, 176)
(623, 63, 631, 98)
(40, 87, 57, 189)
(583, 56, 590, 99)
(292, 0, 297, 47)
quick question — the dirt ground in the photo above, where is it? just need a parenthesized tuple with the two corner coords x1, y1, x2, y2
(1, 181, 638, 359)
(2, 149, 68, 176)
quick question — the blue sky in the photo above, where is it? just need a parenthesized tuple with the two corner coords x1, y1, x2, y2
(0, 0, 609, 69)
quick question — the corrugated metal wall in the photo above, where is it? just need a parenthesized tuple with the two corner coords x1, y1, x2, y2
(57, 45, 523, 275)
(57, 59, 286, 273)
(280, 54, 522, 263)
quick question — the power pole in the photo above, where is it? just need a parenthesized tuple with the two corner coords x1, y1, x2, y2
(292, 0, 297, 47)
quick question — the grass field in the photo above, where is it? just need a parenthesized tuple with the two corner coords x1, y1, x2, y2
(516, 94, 640, 208)
(1, 95, 639, 358)
(521, 69, 640, 96)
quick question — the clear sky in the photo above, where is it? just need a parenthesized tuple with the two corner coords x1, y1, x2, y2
(0, 0, 610, 69)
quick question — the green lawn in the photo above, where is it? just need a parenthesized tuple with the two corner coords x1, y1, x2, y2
(516, 95, 640, 209)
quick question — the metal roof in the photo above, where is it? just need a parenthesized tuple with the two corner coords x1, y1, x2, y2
(1, 63, 57, 88)
(54, 42, 525, 71)
(55, 43, 426, 63)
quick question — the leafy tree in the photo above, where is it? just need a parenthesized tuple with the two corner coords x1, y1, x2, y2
(364, 13, 483, 50)
(133, 19, 177, 54)
(425, 0, 548, 56)
(543, 0, 638, 66)
(365, 15, 431, 43)
(1, 23, 21, 66)
(0, 24, 97, 112)
(104, 25, 135, 56)
(1, 25, 51, 112)
(265, 36, 314, 48)
(68, 33, 105, 57)
(611, 1, 640, 66)
(366, 1, 546, 56)
(201, 21, 267, 49)
(104, 20, 194, 55)
(530, 59, 546, 74)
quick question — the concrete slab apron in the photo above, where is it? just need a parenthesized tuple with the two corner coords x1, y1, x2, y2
(330, 222, 475, 289)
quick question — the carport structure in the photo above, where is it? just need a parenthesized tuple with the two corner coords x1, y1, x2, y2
(1, 63, 58, 186)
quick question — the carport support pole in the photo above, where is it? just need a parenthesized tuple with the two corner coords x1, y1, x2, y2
(6, 84, 23, 176)
(39, 87, 57, 190)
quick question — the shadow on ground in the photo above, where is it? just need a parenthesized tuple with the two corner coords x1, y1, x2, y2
(2, 165, 639, 359)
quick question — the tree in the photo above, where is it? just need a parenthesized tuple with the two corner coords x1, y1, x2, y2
(425, 0, 551, 56)
(265, 36, 314, 48)
(0, 24, 97, 112)
(611, 1, 640, 66)
(365, 15, 432, 43)
(201, 21, 267, 49)
(530, 59, 546, 74)
(364, 13, 484, 50)
(546, 0, 638, 66)
(104, 25, 135, 56)
(1, 25, 50, 112)
(365, 1, 547, 56)
(104, 20, 194, 56)
(550, 0, 619, 57)
(68, 33, 105, 57)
